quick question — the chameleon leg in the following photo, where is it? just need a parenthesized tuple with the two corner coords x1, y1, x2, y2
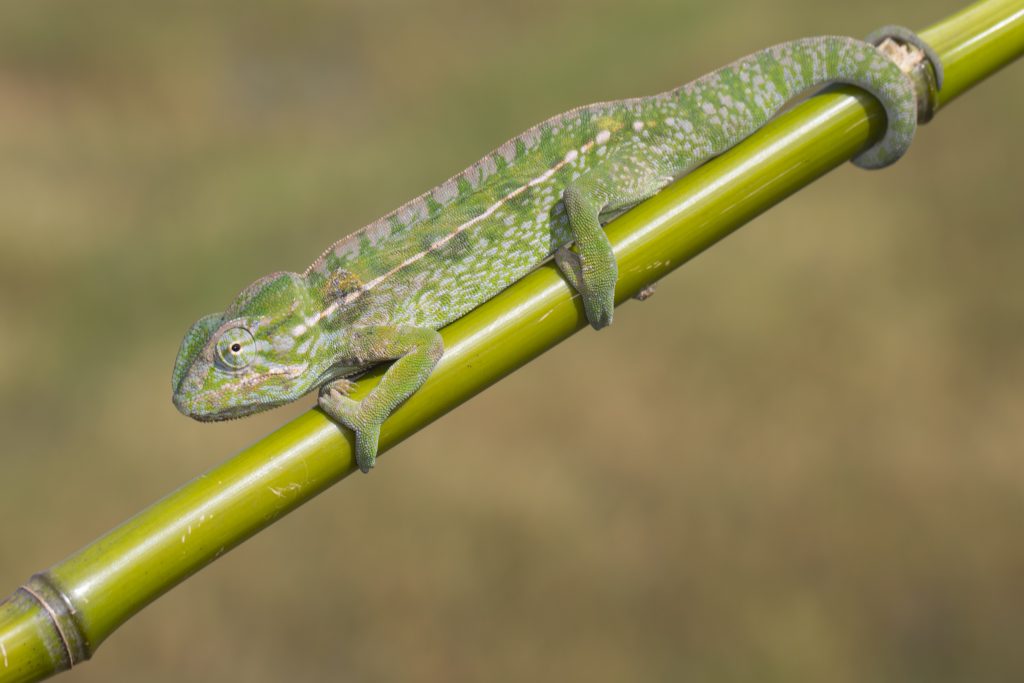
(555, 182, 618, 329)
(556, 150, 677, 329)
(318, 325, 443, 472)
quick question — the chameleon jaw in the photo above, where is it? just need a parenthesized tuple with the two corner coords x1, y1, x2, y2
(172, 362, 312, 422)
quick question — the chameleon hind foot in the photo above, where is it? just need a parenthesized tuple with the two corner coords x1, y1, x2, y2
(557, 182, 620, 330)
(554, 246, 616, 329)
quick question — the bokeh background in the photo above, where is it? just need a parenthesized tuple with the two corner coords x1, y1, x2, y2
(1, 0, 1022, 681)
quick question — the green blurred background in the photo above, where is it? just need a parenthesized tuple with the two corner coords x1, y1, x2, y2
(1, 0, 1022, 680)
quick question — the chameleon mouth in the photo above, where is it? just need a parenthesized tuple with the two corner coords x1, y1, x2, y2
(172, 362, 312, 422)
(172, 388, 290, 422)
(175, 400, 276, 422)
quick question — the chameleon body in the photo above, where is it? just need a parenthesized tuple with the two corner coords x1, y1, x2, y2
(173, 30, 941, 472)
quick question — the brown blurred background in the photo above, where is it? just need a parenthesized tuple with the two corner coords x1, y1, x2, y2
(1, 0, 1022, 681)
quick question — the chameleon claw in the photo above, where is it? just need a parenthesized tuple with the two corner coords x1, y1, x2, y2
(581, 263, 616, 329)
(352, 424, 380, 473)
(587, 295, 614, 330)
(319, 385, 359, 422)
(332, 378, 358, 396)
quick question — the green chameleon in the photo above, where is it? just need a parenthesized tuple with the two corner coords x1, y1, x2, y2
(173, 28, 943, 472)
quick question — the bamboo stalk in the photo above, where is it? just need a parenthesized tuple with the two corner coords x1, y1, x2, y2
(2, 1, 1022, 680)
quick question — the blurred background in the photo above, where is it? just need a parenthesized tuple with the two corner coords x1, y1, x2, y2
(1, 0, 1022, 680)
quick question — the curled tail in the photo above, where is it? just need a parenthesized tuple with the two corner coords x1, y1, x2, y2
(672, 30, 942, 170)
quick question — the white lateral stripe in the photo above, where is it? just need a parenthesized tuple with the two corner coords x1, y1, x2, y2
(292, 300, 340, 338)
(306, 130, 609, 321)
(354, 143, 590, 295)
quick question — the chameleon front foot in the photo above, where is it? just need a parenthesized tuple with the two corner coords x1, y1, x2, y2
(319, 382, 381, 473)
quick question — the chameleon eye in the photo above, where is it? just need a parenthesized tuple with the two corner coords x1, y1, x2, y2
(215, 326, 256, 371)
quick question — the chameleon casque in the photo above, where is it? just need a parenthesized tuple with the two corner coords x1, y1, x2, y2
(173, 28, 942, 472)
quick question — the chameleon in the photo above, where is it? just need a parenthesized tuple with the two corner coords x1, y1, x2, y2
(173, 28, 943, 473)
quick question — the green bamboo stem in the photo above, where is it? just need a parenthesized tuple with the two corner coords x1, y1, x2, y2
(2, 1, 1022, 680)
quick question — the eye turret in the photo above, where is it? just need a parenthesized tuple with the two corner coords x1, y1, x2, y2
(215, 326, 256, 370)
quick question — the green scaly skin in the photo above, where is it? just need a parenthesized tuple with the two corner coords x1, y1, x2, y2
(172, 30, 941, 472)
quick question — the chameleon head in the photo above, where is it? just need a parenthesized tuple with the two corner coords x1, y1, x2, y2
(172, 271, 337, 420)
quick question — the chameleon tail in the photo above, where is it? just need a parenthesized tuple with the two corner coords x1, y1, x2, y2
(672, 32, 941, 171)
